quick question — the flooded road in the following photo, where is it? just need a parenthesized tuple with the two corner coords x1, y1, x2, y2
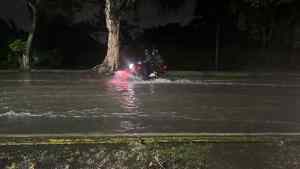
(0, 71, 300, 134)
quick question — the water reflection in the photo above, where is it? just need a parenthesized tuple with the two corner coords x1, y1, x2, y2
(104, 76, 142, 132)
(106, 77, 139, 113)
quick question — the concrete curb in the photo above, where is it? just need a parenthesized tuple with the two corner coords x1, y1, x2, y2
(1, 133, 300, 145)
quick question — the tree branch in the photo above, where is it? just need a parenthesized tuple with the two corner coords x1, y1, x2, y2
(27, 1, 36, 15)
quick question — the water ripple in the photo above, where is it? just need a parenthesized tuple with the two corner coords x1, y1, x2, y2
(132, 78, 300, 88)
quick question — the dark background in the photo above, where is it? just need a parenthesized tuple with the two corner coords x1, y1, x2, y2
(0, 0, 300, 71)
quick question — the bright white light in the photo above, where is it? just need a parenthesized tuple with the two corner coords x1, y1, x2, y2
(149, 72, 157, 78)
(129, 63, 134, 70)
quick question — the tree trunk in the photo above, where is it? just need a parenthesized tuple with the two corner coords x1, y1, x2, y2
(260, 27, 269, 66)
(289, 21, 296, 67)
(98, 0, 121, 74)
(215, 23, 221, 71)
(262, 26, 273, 66)
(21, 2, 37, 71)
(21, 32, 34, 71)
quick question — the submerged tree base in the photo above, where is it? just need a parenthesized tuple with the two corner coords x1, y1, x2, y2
(91, 64, 115, 75)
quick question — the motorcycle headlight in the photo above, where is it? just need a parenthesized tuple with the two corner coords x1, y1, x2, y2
(129, 63, 134, 70)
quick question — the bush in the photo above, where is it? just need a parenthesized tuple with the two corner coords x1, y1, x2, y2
(0, 46, 19, 69)
(8, 39, 26, 56)
(0, 39, 27, 68)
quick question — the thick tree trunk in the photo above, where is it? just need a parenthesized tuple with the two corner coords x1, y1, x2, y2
(98, 0, 121, 74)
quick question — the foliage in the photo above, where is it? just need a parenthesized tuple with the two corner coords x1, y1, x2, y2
(31, 48, 64, 68)
(0, 48, 10, 67)
(230, 0, 296, 47)
(70, 0, 137, 24)
(108, 0, 137, 18)
(8, 39, 26, 55)
(0, 39, 27, 68)
(244, 0, 294, 8)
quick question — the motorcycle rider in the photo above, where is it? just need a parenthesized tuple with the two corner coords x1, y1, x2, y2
(129, 47, 165, 80)
(142, 49, 153, 79)
(151, 48, 164, 71)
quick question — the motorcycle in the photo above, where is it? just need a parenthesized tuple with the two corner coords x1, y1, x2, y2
(128, 61, 167, 80)
(128, 49, 167, 80)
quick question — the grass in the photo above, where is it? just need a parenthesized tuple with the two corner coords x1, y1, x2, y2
(1, 134, 300, 169)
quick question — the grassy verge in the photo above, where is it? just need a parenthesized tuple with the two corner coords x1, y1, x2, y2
(0, 134, 300, 169)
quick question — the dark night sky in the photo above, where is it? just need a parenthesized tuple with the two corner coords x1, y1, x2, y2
(0, 0, 31, 31)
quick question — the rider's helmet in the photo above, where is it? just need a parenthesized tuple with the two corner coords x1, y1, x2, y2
(144, 49, 149, 56)
(144, 49, 151, 63)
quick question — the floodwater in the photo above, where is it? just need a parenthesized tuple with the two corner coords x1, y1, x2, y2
(0, 71, 300, 134)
